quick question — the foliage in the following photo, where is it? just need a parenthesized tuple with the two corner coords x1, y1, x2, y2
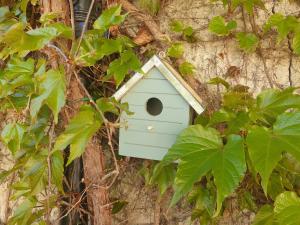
(152, 79, 300, 222)
(0, 3, 139, 224)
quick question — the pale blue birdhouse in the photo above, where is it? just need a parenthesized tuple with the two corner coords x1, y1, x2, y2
(113, 55, 204, 160)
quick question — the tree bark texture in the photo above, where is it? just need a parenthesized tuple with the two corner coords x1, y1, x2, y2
(40, 1, 112, 224)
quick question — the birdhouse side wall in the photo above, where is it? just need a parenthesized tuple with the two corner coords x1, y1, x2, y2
(119, 67, 191, 160)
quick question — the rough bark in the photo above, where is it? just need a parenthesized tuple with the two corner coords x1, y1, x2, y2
(41, 1, 112, 224)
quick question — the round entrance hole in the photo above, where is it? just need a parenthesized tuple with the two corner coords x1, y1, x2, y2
(146, 97, 163, 116)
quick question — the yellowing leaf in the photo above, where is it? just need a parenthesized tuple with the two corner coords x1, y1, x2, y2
(53, 105, 102, 165)
(30, 69, 66, 123)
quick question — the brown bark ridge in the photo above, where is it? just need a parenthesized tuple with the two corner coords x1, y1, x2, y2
(40, 1, 112, 224)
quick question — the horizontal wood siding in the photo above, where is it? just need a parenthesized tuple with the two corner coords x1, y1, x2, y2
(126, 105, 188, 123)
(119, 67, 191, 160)
(123, 119, 186, 135)
(123, 92, 186, 108)
(119, 143, 168, 161)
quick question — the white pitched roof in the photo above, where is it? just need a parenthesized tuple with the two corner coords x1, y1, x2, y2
(113, 55, 204, 114)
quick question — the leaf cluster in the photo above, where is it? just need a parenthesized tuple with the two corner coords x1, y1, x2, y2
(153, 78, 300, 224)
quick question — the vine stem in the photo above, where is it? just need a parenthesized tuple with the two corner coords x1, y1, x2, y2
(68, 0, 76, 40)
(73, 70, 119, 187)
(73, 0, 96, 57)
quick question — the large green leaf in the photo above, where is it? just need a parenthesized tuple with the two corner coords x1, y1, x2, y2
(247, 111, 300, 194)
(93, 5, 126, 33)
(30, 69, 66, 123)
(273, 112, 300, 161)
(247, 127, 283, 194)
(161, 125, 246, 215)
(53, 105, 102, 165)
(274, 192, 300, 225)
(254, 88, 300, 123)
(1, 123, 26, 155)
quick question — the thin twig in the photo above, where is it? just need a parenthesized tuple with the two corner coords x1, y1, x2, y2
(68, 0, 76, 40)
(57, 183, 92, 221)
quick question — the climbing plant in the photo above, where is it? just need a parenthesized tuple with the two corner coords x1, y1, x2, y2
(0, 2, 139, 224)
(1, 0, 300, 224)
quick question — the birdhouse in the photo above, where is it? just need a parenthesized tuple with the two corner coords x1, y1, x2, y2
(113, 55, 204, 160)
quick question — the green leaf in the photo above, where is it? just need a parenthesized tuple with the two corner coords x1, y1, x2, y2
(273, 112, 300, 161)
(170, 20, 184, 32)
(107, 50, 141, 86)
(54, 105, 102, 165)
(183, 26, 194, 37)
(96, 98, 119, 115)
(47, 23, 72, 39)
(292, 32, 300, 55)
(1, 123, 25, 155)
(247, 127, 284, 194)
(274, 192, 300, 225)
(264, 13, 285, 33)
(161, 125, 245, 215)
(51, 150, 64, 192)
(264, 14, 299, 43)
(8, 198, 36, 225)
(232, 0, 265, 14)
(236, 32, 259, 52)
(167, 43, 184, 58)
(208, 77, 230, 89)
(23, 151, 47, 195)
(151, 163, 176, 195)
(209, 16, 236, 36)
(39, 12, 60, 25)
(30, 69, 66, 123)
(247, 111, 300, 194)
(112, 200, 128, 214)
(179, 61, 195, 76)
(252, 205, 275, 225)
(93, 5, 126, 33)
(254, 88, 300, 123)
(75, 33, 124, 66)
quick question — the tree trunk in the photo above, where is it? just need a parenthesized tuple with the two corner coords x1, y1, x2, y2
(40, 1, 112, 224)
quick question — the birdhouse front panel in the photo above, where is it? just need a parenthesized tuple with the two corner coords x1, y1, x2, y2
(119, 67, 191, 160)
